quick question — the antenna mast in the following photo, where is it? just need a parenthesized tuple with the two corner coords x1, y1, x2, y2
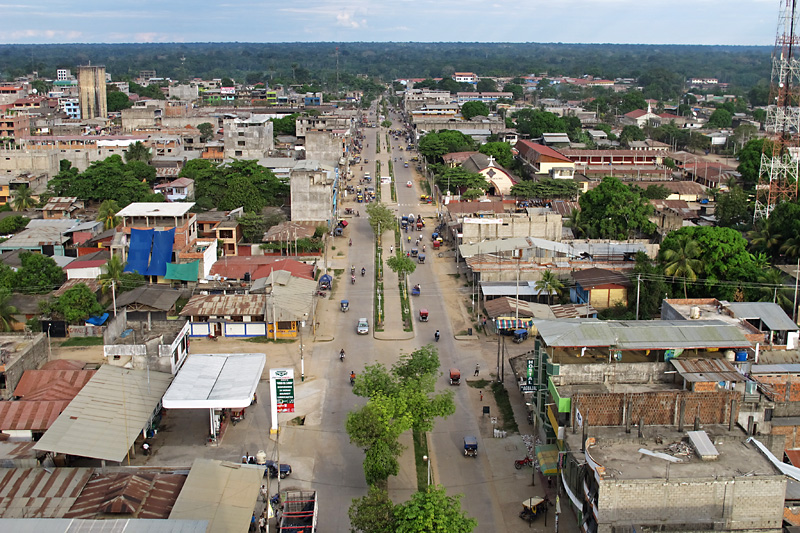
(754, 0, 800, 221)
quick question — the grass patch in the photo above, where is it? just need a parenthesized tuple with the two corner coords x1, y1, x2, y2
(60, 336, 104, 347)
(412, 429, 429, 491)
(448, 273, 460, 279)
(467, 379, 491, 389)
(287, 415, 306, 426)
(175, 297, 189, 315)
(491, 381, 519, 433)
(334, 268, 344, 276)
(245, 336, 295, 344)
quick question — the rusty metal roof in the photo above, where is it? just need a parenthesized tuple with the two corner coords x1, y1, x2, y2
(14, 370, 95, 401)
(64, 472, 186, 519)
(670, 358, 746, 383)
(180, 294, 265, 318)
(0, 468, 92, 518)
(0, 400, 69, 431)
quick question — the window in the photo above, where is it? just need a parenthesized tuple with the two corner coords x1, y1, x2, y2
(235, 151, 242, 157)
(237, 141, 245, 146)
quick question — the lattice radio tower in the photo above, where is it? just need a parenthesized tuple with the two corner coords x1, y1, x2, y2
(754, 0, 800, 221)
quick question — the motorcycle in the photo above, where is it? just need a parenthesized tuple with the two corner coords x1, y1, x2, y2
(351, 275, 356, 285)
(515, 457, 535, 469)
(434, 330, 440, 342)
(351, 266, 356, 276)
(350, 372, 356, 386)
(340, 349, 346, 362)
(361, 267, 366, 277)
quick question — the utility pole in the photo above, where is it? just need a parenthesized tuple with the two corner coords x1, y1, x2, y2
(635, 274, 641, 320)
(794, 258, 800, 323)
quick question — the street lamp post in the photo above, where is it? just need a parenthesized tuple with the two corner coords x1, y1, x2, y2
(422, 455, 431, 487)
(300, 313, 307, 382)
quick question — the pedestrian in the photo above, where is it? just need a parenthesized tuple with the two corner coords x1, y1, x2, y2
(259, 515, 266, 533)
(142, 442, 151, 456)
(480, 391, 483, 401)
(390, 245, 393, 254)
(260, 484, 268, 502)
(474, 363, 480, 376)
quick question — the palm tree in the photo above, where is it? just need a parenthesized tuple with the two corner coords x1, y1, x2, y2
(781, 237, 800, 261)
(747, 225, 782, 256)
(124, 141, 152, 163)
(662, 235, 703, 298)
(0, 289, 18, 332)
(535, 269, 564, 305)
(12, 185, 35, 211)
(98, 255, 125, 295)
(97, 200, 122, 230)
(758, 267, 793, 310)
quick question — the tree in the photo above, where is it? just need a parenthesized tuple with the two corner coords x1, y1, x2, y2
(418, 130, 475, 163)
(48, 155, 152, 206)
(107, 90, 132, 112)
(98, 255, 123, 295)
(365, 202, 395, 238)
(534, 269, 564, 305)
(124, 141, 152, 163)
(238, 212, 267, 243)
(476, 78, 497, 92)
(512, 108, 566, 138)
(437, 77, 461, 94)
(715, 187, 750, 228)
(662, 234, 702, 298)
(758, 268, 793, 311)
(461, 101, 489, 120)
(575, 177, 655, 239)
(197, 122, 214, 142)
(15, 252, 64, 294)
(737, 138, 768, 188)
(271, 114, 298, 136)
(436, 167, 487, 195)
(510, 179, 577, 200)
(503, 83, 523, 101)
(634, 184, 671, 200)
(619, 125, 645, 146)
(708, 108, 733, 128)
(11, 185, 35, 210)
(220, 175, 266, 213)
(0, 215, 29, 234)
(49, 283, 104, 323)
(0, 288, 18, 332)
(349, 485, 396, 533)
(97, 200, 122, 230)
(630, 252, 669, 319)
(478, 142, 513, 168)
(387, 254, 417, 279)
(393, 486, 477, 533)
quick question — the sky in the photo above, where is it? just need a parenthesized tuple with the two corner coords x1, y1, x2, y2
(0, 0, 779, 46)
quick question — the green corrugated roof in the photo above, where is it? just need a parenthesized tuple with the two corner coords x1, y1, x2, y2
(165, 261, 199, 282)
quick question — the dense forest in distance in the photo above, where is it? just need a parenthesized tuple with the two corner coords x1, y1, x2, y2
(0, 42, 771, 91)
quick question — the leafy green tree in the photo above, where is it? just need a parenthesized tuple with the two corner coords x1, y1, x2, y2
(238, 212, 267, 243)
(737, 138, 768, 188)
(48, 155, 152, 206)
(124, 159, 157, 186)
(124, 141, 152, 163)
(197, 122, 214, 142)
(380, 120, 392, 128)
(752, 108, 767, 124)
(393, 486, 477, 533)
(49, 283, 103, 323)
(510, 178, 577, 200)
(715, 187, 750, 228)
(220, 175, 266, 213)
(630, 252, 669, 319)
(15, 252, 65, 294)
(11, 185, 35, 210)
(387, 254, 417, 278)
(633, 184, 671, 200)
(534, 269, 564, 305)
(575, 177, 655, 239)
(620, 91, 647, 114)
(748, 84, 770, 107)
(758, 267, 793, 310)
(661, 234, 702, 298)
(365, 202, 395, 239)
(271, 114, 298, 136)
(436, 167, 487, 194)
(478, 142, 512, 168)
(97, 200, 122, 230)
(418, 130, 475, 163)
(503, 83, 523, 101)
(476, 78, 497, 92)
(128, 82, 166, 100)
(460, 188, 484, 201)
(0, 288, 18, 332)
(349, 485, 396, 533)
(0, 215, 29, 234)
(708, 108, 733, 128)
(107, 89, 132, 112)
(620, 125, 645, 146)
(512, 108, 566, 138)
(437, 77, 461, 93)
(461, 101, 489, 120)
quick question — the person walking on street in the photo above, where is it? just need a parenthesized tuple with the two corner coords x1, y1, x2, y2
(260, 484, 268, 502)
(474, 363, 480, 376)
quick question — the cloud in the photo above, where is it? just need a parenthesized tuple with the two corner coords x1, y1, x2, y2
(336, 12, 362, 29)
(0, 29, 82, 40)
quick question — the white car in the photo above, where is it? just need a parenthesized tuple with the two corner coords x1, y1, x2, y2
(357, 318, 369, 335)
(406, 181, 413, 188)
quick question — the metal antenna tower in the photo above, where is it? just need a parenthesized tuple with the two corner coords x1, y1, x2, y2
(755, 0, 800, 221)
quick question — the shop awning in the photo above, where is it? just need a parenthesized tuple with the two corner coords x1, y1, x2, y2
(495, 318, 533, 330)
(535, 443, 559, 475)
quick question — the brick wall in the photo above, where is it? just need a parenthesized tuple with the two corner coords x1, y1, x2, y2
(574, 390, 739, 427)
(598, 476, 785, 532)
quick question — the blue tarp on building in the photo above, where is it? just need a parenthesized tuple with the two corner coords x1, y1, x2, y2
(124, 228, 154, 275)
(146, 228, 175, 277)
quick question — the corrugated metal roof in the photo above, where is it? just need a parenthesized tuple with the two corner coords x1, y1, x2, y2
(169, 459, 263, 533)
(0, 468, 92, 518)
(670, 358, 746, 383)
(751, 364, 800, 375)
(0, 400, 69, 431)
(33, 366, 172, 463)
(726, 302, 799, 332)
(0, 518, 208, 532)
(14, 370, 95, 400)
(64, 472, 186, 519)
(533, 319, 751, 349)
(111, 285, 181, 312)
(179, 294, 265, 318)
(162, 354, 265, 409)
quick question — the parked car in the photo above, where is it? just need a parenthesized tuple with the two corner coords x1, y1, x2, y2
(264, 460, 292, 479)
(357, 318, 369, 335)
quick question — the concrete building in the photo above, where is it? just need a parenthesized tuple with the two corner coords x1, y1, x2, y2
(571, 268, 632, 309)
(117, 202, 198, 253)
(515, 140, 575, 179)
(223, 115, 274, 159)
(0, 148, 59, 180)
(56, 69, 72, 81)
(290, 160, 337, 223)
(0, 113, 30, 143)
(77, 65, 107, 120)
(0, 334, 49, 401)
(459, 208, 563, 244)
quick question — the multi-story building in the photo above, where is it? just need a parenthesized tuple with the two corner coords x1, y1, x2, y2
(77, 64, 107, 120)
(290, 160, 337, 223)
(453, 72, 478, 85)
(223, 115, 275, 159)
(58, 97, 80, 119)
(56, 69, 72, 81)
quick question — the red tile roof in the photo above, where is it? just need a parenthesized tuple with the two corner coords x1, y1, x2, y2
(40, 360, 86, 371)
(625, 109, 648, 118)
(515, 140, 572, 163)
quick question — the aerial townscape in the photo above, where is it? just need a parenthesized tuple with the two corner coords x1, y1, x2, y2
(0, 1, 799, 533)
